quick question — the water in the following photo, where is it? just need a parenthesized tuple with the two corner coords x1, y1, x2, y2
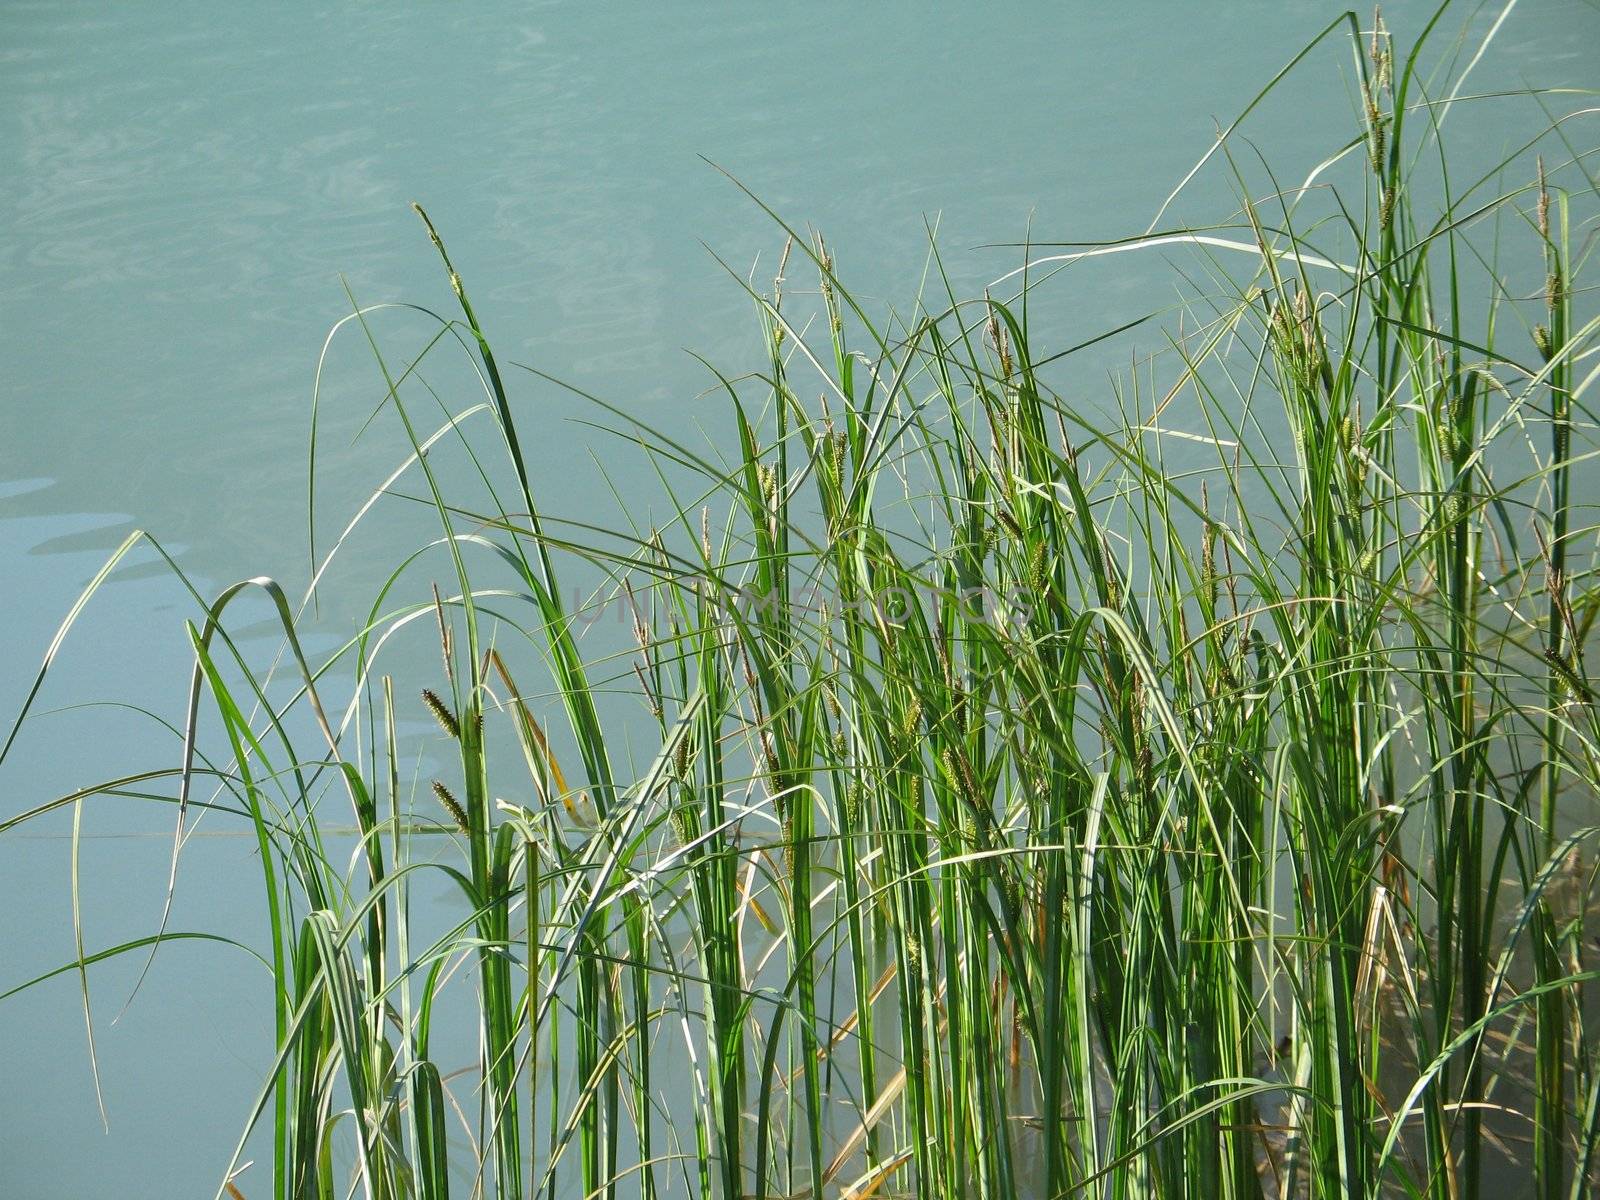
(3, 2, 1597, 1194)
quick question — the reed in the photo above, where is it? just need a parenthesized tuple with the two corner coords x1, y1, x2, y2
(4, 7, 1598, 1198)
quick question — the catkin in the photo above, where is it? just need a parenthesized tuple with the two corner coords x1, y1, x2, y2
(432, 781, 471, 833)
(1533, 324, 1553, 362)
(422, 689, 460, 740)
(1537, 157, 1550, 239)
(1201, 523, 1218, 612)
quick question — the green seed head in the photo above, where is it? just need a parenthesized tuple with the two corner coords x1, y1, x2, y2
(1028, 539, 1050, 596)
(902, 696, 923, 741)
(1533, 324, 1553, 362)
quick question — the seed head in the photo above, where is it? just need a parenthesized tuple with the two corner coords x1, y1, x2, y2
(1546, 268, 1563, 312)
(985, 298, 1015, 382)
(1544, 648, 1588, 702)
(421, 689, 460, 740)
(902, 696, 923, 742)
(1027, 539, 1050, 596)
(1363, 84, 1386, 175)
(432, 781, 470, 834)
(1533, 324, 1553, 362)
(757, 463, 778, 510)
(1537, 157, 1550, 240)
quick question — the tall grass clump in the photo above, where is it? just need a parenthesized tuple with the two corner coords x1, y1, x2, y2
(4, 7, 1599, 1198)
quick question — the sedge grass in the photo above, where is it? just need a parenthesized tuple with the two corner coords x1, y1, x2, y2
(4, 8, 1600, 1199)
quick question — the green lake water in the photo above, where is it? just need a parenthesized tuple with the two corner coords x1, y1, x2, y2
(3, 2, 1597, 1194)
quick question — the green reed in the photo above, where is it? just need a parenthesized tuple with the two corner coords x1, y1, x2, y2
(4, 7, 1598, 1199)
